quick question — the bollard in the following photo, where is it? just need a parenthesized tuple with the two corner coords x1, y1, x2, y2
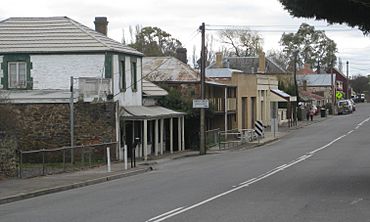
(106, 147, 111, 172)
(124, 145, 128, 170)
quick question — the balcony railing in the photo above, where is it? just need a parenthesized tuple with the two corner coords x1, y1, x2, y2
(209, 98, 237, 112)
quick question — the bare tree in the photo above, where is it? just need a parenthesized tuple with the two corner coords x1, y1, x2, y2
(218, 29, 264, 57)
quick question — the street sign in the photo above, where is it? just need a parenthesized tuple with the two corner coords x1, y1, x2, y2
(336, 91, 344, 100)
(193, 99, 209, 108)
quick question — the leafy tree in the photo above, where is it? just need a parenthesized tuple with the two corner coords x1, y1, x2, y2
(128, 26, 183, 56)
(278, 0, 370, 34)
(280, 23, 337, 71)
(350, 75, 370, 94)
(218, 29, 263, 57)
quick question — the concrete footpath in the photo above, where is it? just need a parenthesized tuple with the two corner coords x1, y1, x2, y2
(0, 115, 330, 205)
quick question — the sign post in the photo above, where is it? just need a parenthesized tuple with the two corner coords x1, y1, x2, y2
(193, 99, 209, 109)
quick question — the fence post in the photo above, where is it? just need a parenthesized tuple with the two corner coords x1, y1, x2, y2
(106, 147, 111, 173)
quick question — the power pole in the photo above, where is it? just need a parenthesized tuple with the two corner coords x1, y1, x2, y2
(199, 23, 206, 155)
(70, 76, 75, 164)
(331, 60, 335, 114)
(346, 61, 350, 99)
(293, 51, 299, 126)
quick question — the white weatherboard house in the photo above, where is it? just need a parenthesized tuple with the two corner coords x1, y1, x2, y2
(0, 16, 185, 162)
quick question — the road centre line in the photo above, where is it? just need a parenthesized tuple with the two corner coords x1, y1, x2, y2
(146, 207, 184, 222)
(146, 117, 369, 222)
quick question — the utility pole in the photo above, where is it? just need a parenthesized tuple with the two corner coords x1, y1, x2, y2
(293, 51, 299, 126)
(331, 60, 335, 114)
(199, 23, 206, 155)
(346, 61, 350, 99)
(70, 76, 75, 164)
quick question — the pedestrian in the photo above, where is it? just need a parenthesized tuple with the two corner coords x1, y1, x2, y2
(309, 106, 315, 121)
(305, 105, 310, 121)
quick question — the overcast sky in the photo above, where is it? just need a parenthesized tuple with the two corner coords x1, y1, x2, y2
(1, 0, 369, 76)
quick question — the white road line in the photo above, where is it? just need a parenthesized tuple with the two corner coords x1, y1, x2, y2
(146, 207, 185, 222)
(239, 177, 257, 186)
(147, 117, 369, 222)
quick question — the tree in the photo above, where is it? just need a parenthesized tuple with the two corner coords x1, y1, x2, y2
(267, 49, 291, 71)
(350, 75, 370, 94)
(128, 26, 183, 56)
(218, 29, 263, 57)
(278, 0, 370, 34)
(280, 23, 337, 71)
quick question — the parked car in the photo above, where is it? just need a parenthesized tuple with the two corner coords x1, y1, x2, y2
(349, 99, 356, 111)
(337, 100, 352, 115)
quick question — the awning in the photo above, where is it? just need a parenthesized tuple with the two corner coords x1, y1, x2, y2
(270, 89, 297, 102)
(121, 106, 185, 120)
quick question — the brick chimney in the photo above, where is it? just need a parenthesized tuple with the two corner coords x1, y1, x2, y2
(175, 48, 188, 64)
(257, 51, 266, 73)
(215, 52, 223, 68)
(94, 17, 108, 36)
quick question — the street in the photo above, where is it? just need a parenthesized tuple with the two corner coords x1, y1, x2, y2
(1, 104, 370, 222)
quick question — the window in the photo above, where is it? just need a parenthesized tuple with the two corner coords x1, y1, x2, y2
(120, 60, 126, 91)
(8, 62, 27, 88)
(131, 62, 137, 92)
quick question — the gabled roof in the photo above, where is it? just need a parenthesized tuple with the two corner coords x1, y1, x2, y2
(142, 57, 200, 82)
(207, 56, 287, 74)
(297, 74, 335, 87)
(0, 17, 142, 56)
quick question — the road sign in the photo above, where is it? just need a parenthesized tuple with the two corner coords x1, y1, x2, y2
(255, 120, 264, 137)
(336, 91, 344, 100)
(193, 99, 209, 108)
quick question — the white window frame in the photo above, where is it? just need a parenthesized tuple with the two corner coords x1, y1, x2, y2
(8, 61, 27, 89)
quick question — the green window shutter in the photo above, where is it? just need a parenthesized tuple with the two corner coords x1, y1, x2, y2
(131, 61, 137, 92)
(104, 53, 113, 79)
(1, 54, 32, 90)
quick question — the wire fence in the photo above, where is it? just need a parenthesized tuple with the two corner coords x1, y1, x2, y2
(205, 128, 221, 149)
(17, 142, 118, 178)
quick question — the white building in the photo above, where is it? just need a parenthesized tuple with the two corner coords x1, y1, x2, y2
(0, 16, 185, 162)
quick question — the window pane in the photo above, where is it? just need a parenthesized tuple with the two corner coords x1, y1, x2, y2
(18, 62, 27, 87)
(8, 63, 17, 88)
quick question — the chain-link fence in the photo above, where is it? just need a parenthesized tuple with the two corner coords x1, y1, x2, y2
(18, 142, 118, 178)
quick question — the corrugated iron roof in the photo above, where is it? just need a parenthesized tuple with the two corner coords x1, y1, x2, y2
(143, 57, 200, 82)
(0, 17, 142, 56)
(297, 74, 335, 86)
(205, 68, 243, 78)
(121, 106, 185, 120)
(207, 56, 287, 74)
(142, 79, 168, 97)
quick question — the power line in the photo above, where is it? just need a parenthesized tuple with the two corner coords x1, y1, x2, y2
(205, 24, 356, 33)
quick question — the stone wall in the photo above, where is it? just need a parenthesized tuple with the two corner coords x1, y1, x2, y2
(0, 133, 17, 177)
(0, 102, 116, 151)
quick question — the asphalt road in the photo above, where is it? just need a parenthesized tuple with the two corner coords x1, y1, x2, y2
(1, 104, 370, 222)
